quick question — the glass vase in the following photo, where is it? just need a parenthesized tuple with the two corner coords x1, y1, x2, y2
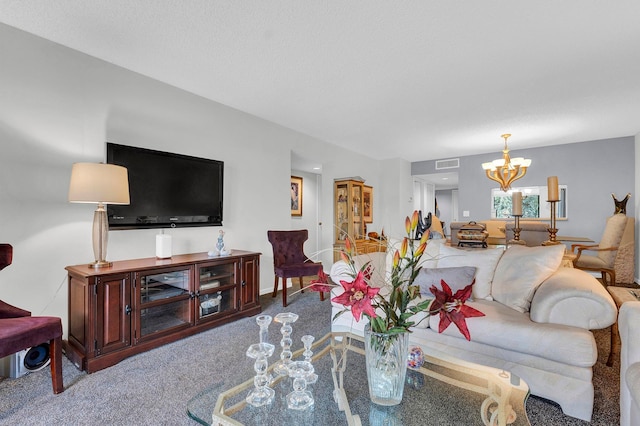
(364, 324, 410, 406)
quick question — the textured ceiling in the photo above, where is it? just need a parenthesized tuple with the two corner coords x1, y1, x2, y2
(1, 1, 640, 162)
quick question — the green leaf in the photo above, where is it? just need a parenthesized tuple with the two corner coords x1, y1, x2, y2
(332, 309, 347, 322)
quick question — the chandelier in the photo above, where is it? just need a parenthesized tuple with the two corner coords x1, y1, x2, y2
(481, 134, 532, 192)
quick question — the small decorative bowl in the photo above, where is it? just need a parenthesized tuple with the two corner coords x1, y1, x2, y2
(407, 346, 425, 369)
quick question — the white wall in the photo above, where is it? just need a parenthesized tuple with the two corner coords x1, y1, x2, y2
(0, 24, 410, 332)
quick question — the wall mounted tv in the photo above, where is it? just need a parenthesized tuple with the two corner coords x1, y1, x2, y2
(106, 143, 223, 230)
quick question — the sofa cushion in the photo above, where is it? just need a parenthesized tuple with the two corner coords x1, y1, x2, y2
(530, 267, 616, 329)
(437, 245, 504, 301)
(428, 299, 597, 367)
(492, 244, 565, 313)
(414, 266, 477, 298)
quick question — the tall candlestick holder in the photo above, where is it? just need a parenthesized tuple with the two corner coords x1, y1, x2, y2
(274, 312, 299, 376)
(508, 215, 526, 246)
(543, 200, 561, 246)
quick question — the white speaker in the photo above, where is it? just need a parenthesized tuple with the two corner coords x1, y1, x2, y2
(156, 234, 172, 259)
(0, 343, 51, 378)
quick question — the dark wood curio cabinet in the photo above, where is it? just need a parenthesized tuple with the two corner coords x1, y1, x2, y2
(65, 251, 260, 373)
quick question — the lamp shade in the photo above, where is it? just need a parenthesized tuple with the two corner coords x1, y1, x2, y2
(68, 163, 130, 204)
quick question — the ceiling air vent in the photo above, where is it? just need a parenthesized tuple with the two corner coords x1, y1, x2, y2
(435, 158, 459, 170)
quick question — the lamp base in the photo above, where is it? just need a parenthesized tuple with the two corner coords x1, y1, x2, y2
(508, 239, 527, 246)
(89, 260, 113, 269)
(542, 240, 562, 246)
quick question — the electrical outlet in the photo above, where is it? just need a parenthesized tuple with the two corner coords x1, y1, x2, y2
(463, 210, 470, 217)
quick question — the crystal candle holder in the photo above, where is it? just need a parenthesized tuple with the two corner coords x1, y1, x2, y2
(301, 335, 318, 384)
(287, 361, 315, 410)
(273, 312, 299, 376)
(245, 342, 275, 407)
(256, 314, 272, 344)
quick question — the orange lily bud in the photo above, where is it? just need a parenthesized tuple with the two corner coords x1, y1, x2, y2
(393, 250, 400, 268)
(400, 237, 408, 258)
(340, 251, 350, 264)
(414, 241, 426, 258)
(411, 210, 419, 231)
(404, 216, 411, 235)
(420, 230, 429, 245)
(345, 237, 352, 254)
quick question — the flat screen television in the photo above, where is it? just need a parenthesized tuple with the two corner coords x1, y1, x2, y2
(106, 143, 223, 230)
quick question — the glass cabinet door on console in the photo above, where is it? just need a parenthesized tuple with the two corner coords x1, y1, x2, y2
(196, 261, 238, 323)
(134, 267, 193, 342)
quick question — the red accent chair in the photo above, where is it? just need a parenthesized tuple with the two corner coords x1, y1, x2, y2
(0, 244, 64, 393)
(267, 230, 324, 307)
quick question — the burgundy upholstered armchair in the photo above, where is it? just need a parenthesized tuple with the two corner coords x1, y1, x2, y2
(267, 230, 324, 307)
(0, 244, 64, 393)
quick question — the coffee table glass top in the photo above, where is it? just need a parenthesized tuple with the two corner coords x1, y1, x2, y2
(187, 332, 529, 426)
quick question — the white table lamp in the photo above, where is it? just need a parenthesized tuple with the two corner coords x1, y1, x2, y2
(68, 163, 130, 268)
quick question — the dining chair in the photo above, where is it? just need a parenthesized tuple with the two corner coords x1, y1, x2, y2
(267, 230, 324, 307)
(571, 214, 628, 286)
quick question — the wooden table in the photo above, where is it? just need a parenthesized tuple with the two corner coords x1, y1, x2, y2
(556, 236, 595, 243)
(606, 286, 640, 366)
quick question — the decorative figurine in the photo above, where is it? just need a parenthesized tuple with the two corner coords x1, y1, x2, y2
(209, 230, 230, 256)
(613, 193, 631, 215)
(414, 211, 431, 240)
(216, 230, 225, 252)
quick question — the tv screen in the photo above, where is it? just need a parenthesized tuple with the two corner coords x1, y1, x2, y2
(106, 143, 223, 230)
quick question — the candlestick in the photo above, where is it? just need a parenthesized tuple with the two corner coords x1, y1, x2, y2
(508, 215, 526, 246)
(547, 176, 559, 201)
(512, 192, 523, 216)
(543, 200, 561, 246)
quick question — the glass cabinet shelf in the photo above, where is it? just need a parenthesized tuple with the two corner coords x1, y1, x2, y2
(198, 288, 235, 320)
(140, 299, 191, 337)
(138, 268, 192, 339)
(140, 269, 190, 303)
(197, 262, 237, 323)
(198, 263, 236, 291)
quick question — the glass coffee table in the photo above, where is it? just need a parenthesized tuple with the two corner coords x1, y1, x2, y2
(187, 332, 529, 426)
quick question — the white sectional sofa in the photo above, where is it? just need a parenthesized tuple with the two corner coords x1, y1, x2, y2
(330, 241, 616, 421)
(619, 300, 640, 426)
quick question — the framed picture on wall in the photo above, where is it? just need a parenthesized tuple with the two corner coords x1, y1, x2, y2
(363, 185, 373, 223)
(291, 176, 303, 216)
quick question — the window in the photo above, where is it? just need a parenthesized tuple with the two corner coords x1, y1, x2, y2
(491, 185, 567, 220)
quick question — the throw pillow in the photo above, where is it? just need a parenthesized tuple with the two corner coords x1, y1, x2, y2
(437, 245, 504, 301)
(414, 266, 477, 298)
(492, 244, 566, 313)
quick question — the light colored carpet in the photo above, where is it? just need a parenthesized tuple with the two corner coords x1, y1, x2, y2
(0, 289, 620, 425)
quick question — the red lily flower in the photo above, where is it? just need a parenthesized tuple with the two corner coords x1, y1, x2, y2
(331, 271, 380, 322)
(308, 268, 334, 293)
(429, 279, 484, 341)
(361, 261, 374, 281)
